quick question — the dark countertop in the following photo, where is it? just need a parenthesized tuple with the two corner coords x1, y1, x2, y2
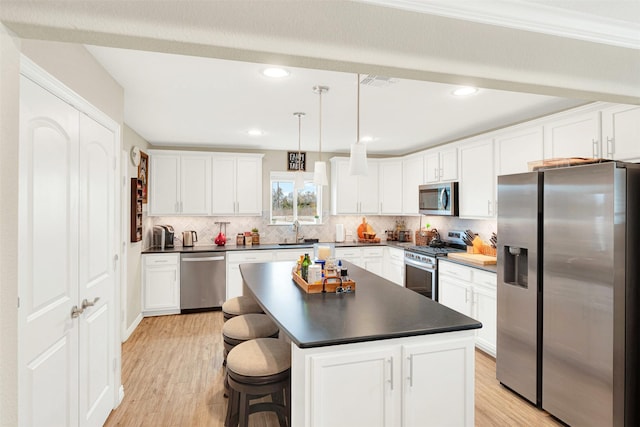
(240, 261, 482, 348)
(142, 241, 398, 254)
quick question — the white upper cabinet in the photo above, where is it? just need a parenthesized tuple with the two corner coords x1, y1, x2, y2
(149, 151, 211, 216)
(601, 104, 640, 161)
(211, 153, 263, 216)
(459, 138, 495, 219)
(543, 111, 601, 159)
(331, 157, 379, 215)
(379, 159, 403, 215)
(401, 155, 423, 215)
(211, 153, 263, 215)
(494, 126, 543, 176)
(424, 147, 457, 183)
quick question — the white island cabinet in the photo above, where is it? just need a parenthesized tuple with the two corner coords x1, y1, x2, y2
(142, 254, 180, 316)
(241, 261, 480, 427)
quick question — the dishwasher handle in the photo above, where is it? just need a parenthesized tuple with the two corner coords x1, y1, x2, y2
(182, 256, 225, 262)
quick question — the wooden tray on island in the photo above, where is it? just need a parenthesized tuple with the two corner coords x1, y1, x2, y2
(292, 272, 356, 294)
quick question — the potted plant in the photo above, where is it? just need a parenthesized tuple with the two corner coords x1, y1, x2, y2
(251, 228, 260, 245)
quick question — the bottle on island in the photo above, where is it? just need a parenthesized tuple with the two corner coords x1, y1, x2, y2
(301, 253, 311, 282)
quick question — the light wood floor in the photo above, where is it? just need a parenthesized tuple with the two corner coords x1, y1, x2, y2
(105, 311, 562, 426)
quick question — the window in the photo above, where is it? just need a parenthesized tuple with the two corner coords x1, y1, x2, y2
(270, 171, 322, 225)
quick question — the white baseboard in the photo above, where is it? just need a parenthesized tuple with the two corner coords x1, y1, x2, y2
(118, 385, 125, 405)
(122, 313, 143, 342)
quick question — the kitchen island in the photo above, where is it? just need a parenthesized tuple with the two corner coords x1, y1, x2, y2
(240, 261, 482, 427)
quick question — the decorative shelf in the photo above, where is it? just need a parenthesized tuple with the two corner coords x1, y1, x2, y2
(131, 178, 143, 242)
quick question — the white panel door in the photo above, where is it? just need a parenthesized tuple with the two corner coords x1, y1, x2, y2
(543, 111, 600, 159)
(180, 154, 211, 215)
(379, 160, 403, 215)
(235, 156, 262, 215)
(19, 75, 80, 427)
(78, 115, 115, 427)
(211, 155, 237, 215)
(310, 348, 400, 427)
(601, 104, 640, 160)
(401, 155, 423, 215)
(149, 154, 180, 215)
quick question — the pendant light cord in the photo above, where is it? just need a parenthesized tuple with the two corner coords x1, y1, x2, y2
(319, 90, 323, 162)
(357, 73, 360, 144)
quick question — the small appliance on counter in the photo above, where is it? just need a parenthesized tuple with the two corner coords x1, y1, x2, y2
(153, 225, 175, 249)
(182, 230, 197, 247)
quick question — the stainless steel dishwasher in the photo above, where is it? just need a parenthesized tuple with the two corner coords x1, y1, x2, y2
(180, 252, 226, 312)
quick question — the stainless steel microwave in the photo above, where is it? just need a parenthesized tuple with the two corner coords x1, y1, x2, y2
(418, 182, 459, 216)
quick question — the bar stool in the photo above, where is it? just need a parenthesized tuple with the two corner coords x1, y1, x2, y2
(222, 296, 263, 321)
(222, 313, 279, 362)
(225, 338, 291, 427)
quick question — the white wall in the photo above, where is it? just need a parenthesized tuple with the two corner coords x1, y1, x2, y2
(0, 23, 21, 427)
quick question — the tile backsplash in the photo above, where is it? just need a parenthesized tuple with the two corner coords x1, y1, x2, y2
(145, 212, 496, 248)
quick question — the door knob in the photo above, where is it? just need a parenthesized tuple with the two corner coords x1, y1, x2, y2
(71, 305, 84, 319)
(81, 297, 100, 309)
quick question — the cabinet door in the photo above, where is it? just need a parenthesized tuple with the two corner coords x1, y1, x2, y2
(358, 160, 379, 214)
(149, 154, 180, 215)
(543, 111, 600, 158)
(211, 155, 237, 215)
(143, 266, 179, 311)
(310, 348, 401, 427)
(402, 156, 423, 215)
(379, 160, 403, 215)
(384, 247, 405, 286)
(403, 338, 475, 427)
(459, 138, 495, 218)
(423, 152, 440, 184)
(438, 276, 472, 317)
(335, 247, 363, 268)
(226, 263, 243, 300)
(439, 147, 458, 181)
(473, 283, 497, 357)
(180, 154, 211, 215)
(601, 104, 640, 160)
(332, 158, 359, 214)
(236, 155, 263, 215)
(495, 126, 543, 175)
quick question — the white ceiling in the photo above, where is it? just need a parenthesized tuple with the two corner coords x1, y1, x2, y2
(84, 0, 639, 156)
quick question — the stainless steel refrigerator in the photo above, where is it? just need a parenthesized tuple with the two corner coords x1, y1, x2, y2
(496, 161, 640, 427)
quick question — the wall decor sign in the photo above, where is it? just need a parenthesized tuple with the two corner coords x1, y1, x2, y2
(138, 150, 149, 203)
(287, 151, 306, 171)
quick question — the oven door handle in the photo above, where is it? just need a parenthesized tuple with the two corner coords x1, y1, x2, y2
(404, 257, 436, 272)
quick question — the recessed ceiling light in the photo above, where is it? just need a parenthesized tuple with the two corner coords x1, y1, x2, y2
(247, 129, 264, 136)
(360, 136, 374, 143)
(262, 67, 290, 78)
(452, 86, 479, 97)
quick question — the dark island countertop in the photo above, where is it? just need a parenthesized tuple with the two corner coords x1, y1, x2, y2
(240, 261, 482, 349)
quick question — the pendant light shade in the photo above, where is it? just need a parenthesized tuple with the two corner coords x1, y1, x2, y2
(349, 73, 368, 176)
(294, 112, 306, 190)
(312, 85, 329, 186)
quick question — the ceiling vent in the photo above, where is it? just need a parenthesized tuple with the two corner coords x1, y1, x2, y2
(359, 75, 399, 87)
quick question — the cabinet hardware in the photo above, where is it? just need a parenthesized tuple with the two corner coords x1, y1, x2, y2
(606, 137, 614, 158)
(465, 288, 469, 304)
(71, 305, 84, 319)
(408, 355, 414, 387)
(439, 168, 443, 178)
(81, 297, 100, 309)
(592, 139, 599, 158)
(388, 358, 394, 390)
(434, 168, 438, 180)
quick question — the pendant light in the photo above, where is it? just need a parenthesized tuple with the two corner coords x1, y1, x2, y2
(349, 73, 368, 176)
(293, 112, 306, 190)
(312, 85, 329, 186)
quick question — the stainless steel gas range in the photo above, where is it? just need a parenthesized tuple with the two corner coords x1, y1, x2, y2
(404, 231, 466, 300)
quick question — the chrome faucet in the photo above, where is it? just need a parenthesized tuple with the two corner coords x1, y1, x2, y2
(292, 220, 304, 242)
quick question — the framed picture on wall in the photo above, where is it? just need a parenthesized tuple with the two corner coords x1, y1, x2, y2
(138, 150, 149, 204)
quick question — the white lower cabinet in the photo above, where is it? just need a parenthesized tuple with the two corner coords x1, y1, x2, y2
(362, 246, 384, 277)
(226, 251, 275, 300)
(383, 247, 405, 286)
(142, 254, 180, 316)
(335, 247, 365, 268)
(293, 333, 475, 427)
(438, 260, 497, 356)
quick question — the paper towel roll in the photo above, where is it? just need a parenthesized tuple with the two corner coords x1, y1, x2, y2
(335, 224, 345, 242)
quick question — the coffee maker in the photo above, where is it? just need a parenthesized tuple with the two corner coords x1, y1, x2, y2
(153, 225, 175, 248)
